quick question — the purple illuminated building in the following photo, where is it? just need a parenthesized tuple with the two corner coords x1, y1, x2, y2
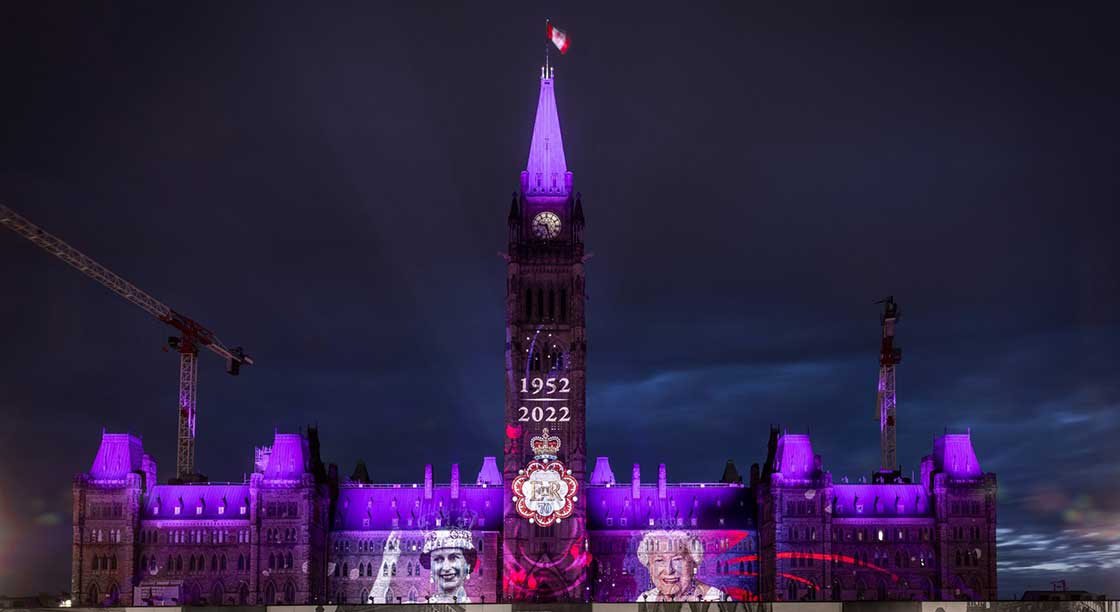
(69, 69, 997, 605)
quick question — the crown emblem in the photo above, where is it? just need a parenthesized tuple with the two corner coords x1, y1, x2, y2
(530, 428, 561, 461)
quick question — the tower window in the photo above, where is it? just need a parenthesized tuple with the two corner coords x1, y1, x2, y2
(525, 288, 532, 320)
(560, 288, 568, 322)
(548, 289, 555, 320)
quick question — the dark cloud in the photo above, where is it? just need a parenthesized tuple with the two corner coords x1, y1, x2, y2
(2, 0, 1118, 599)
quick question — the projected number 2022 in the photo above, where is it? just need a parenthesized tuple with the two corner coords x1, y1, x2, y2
(517, 377, 571, 422)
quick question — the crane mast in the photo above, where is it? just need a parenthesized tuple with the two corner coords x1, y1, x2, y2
(875, 296, 902, 474)
(1, 204, 252, 482)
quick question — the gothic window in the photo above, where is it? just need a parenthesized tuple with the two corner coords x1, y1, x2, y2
(87, 583, 99, 606)
(560, 288, 568, 322)
(211, 555, 217, 571)
(265, 582, 276, 605)
(548, 289, 555, 319)
(286, 552, 293, 569)
(788, 580, 797, 601)
(831, 579, 842, 600)
(955, 549, 962, 566)
(537, 289, 544, 320)
(190, 556, 196, 572)
(238, 583, 249, 605)
(407, 562, 413, 576)
(896, 551, 902, 568)
(391, 562, 397, 576)
(237, 555, 244, 571)
(110, 555, 117, 570)
(284, 582, 295, 604)
(525, 288, 533, 320)
(269, 553, 276, 570)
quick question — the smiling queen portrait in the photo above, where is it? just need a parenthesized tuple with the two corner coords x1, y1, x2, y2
(637, 530, 725, 602)
(421, 529, 477, 603)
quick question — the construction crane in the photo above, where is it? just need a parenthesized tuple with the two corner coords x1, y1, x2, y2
(875, 296, 902, 474)
(1, 204, 252, 482)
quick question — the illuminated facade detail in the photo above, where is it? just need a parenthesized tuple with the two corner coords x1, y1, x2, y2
(69, 68, 998, 604)
(512, 429, 580, 527)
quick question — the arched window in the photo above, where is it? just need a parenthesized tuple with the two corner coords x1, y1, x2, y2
(211, 582, 224, 606)
(238, 555, 244, 571)
(391, 561, 397, 576)
(211, 555, 218, 571)
(896, 550, 903, 568)
(238, 582, 249, 605)
(177, 555, 183, 571)
(284, 582, 295, 604)
(877, 580, 887, 600)
(269, 553, 276, 570)
(525, 288, 533, 320)
(407, 562, 413, 576)
(831, 579, 842, 601)
(955, 549, 962, 566)
(189, 556, 196, 572)
(286, 552, 293, 569)
(110, 555, 117, 570)
(548, 289, 555, 319)
(264, 582, 276, 605)
(87, 583, 99, 605)
(343, 562, 349, 578)
(221, 554, 227, 570)
(109, 583, 120, 604)
(91, 556, 99, 571)
(788, 580, 797, 601)
(560, 288, 568, 322)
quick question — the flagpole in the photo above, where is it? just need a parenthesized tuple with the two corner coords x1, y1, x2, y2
(545, 18, 550, 78)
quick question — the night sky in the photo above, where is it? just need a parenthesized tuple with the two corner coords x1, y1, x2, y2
(2, 1, 1118, 600)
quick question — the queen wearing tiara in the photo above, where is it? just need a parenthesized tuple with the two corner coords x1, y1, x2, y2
(420, 529, 477, 603)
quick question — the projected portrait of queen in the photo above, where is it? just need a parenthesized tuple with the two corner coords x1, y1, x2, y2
(637, 530, 725, 602)
(420, 529, 477, 603)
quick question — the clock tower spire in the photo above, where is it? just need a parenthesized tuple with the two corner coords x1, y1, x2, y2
(502, 69, 588, 602)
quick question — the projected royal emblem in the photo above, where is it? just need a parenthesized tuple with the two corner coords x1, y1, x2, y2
(512, 428, 579, 526)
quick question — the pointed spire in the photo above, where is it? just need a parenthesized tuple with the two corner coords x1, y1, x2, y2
(349, 460, 371, 484)
(508, 192, 520, 225)
(524, 73, 571, 196)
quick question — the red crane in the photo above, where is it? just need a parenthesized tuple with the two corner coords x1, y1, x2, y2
(1, 204, 252, 482)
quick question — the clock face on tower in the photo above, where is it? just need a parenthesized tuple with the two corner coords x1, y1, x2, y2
(531, 211, 562, 240)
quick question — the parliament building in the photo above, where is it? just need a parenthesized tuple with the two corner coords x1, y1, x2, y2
(70, 69, 998, 606)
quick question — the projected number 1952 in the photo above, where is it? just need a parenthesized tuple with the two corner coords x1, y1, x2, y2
(517, 376, 571, 422)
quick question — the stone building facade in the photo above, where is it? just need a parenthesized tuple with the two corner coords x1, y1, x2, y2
(70, 69, 997, 605)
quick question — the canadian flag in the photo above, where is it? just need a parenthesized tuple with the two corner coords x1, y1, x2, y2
(547, 22, 570, 54)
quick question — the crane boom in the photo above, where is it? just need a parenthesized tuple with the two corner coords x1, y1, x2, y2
(1, 204, 252, 481)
